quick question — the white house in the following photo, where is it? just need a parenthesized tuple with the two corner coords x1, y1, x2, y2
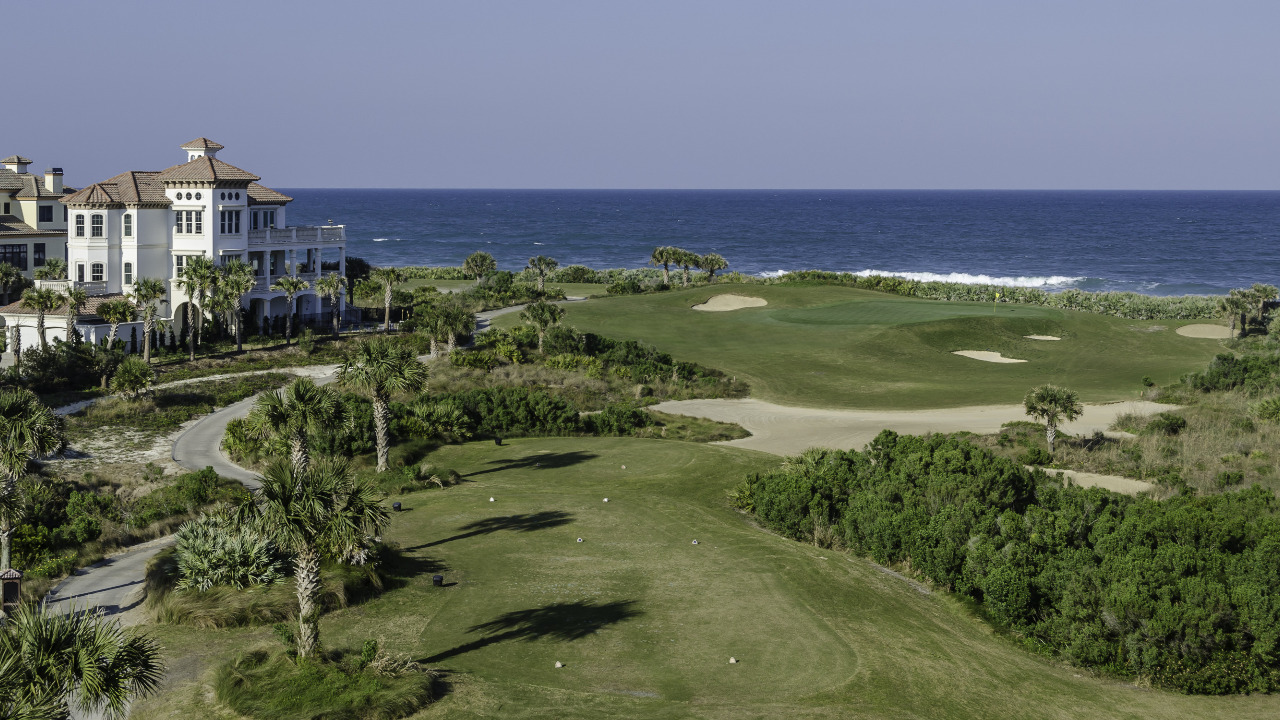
(0, 138, 346, 354)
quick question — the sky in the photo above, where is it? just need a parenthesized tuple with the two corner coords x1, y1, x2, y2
(8, 1, 1280, 189)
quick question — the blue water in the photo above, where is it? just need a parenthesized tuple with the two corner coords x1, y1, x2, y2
(280, 189, 1280, 296)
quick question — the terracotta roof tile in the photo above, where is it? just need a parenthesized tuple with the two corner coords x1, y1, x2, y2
(0, 216, 36, 234)
(246, 182, 292, 206)
(156, 156, 259, 183)
(0, 293, 130, 318)
(180, 138, 224, 151)
(1, 156, 32, 165)
(62, 171, 168, 207)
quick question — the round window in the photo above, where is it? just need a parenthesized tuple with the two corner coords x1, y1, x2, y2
(220, 192, 226, 200)
(195, 192, 202, 200)
(185, 192, 192, 200)
(235, 192, 241, 200)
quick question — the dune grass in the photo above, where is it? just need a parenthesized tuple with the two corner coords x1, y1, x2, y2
(495, 285, 1226, 409)
(131, 437, 1280, 719)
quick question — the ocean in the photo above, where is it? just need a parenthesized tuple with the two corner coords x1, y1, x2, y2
(281, 189, 1280, 296)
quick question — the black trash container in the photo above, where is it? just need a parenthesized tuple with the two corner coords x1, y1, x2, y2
(432, 574, 444, 587)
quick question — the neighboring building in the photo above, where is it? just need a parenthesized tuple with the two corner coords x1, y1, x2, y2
(0, 139, 346, 354)
(0, 155, 73, 278)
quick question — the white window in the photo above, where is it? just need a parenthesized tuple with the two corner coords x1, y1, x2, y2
(263, 209, 276, 228)
(91, 215, 104, 237)
(75, 215, 85, 237)
(194, 210, 202, 234)
(123, 213, 132, 237)
(91, 263, 104, 282)
(175, 255, 185, 277)
(124, 262, 133, 285)
(220, 210, 241, 234)
(76, 264, 84, 282)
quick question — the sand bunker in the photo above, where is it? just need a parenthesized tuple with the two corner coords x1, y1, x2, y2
(651, 398, 1177, 497)
(952, 351, 1027, 363)
(692, 294, 768, 312)
(1176, 324, 1233, 339)
(1024, 335, 1060, 341)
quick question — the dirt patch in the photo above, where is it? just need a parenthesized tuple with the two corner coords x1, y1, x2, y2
(1047, 469, 1153, 495)
(1175, 324, 1233, 339)
(952, 350, 1027, 363)
(1024, 335, 1060, 341)
(692, 294, 768, 312)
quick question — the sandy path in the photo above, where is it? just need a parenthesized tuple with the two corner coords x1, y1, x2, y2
(1176, 324, 1233, 339)
(692, 294, 768, 311)
(652, 398, 1170, 493)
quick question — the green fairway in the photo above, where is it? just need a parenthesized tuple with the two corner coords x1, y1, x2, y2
(135, 438, 1279, 719)
(494, 285, 1226, 409)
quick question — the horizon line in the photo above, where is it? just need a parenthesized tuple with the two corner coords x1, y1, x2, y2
(273, 186, 1280, 192)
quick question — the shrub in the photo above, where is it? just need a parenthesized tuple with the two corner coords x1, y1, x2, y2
(110, 356, 155, 397)
(450, 350, 500, 372)
(584, 402, 653, 436)
(1144, 412, 1188, 436)
(607, 278, 643, 295)
(1017, 446, 1053, 465)
(445, 387, 580, 437)
(174, 512, 286, 591)
(1250, 396, 1280, 422)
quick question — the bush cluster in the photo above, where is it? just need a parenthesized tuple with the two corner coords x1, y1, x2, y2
(735, 431, 1280, 693)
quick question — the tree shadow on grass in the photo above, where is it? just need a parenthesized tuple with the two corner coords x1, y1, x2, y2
(423, 599, 642, 664)
(408, 510, 574, 550)
(463, 451, 598, 478)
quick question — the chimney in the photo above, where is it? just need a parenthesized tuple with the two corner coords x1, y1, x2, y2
(44, 168, 63, 194)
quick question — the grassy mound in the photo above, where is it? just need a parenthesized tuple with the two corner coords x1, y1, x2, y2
(215, 649, 437, 719)
(505, 285, 1225, 408)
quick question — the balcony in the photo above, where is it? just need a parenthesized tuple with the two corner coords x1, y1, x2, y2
(35, 279, 109, 295)
(247, 225, 345, 246)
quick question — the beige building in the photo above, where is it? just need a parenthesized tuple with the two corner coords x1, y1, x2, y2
(0, 154, 73, 278)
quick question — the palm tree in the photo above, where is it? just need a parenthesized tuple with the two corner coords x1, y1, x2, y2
(0, 388, 65, 569)
(129, 278, 166, 363)
(236, 457, 388, 659)
(270, 275, 310, 345)
(250, 378, 343, 473)
(0, 603, 163, 717)
(440, 301, 476, 356)
(314, 272, 348, 339)
(1023, 384, 1083, 455)
(59, 286, 88, 345)
(337, 338, 429, 473)
(462, 251, 496, 282)
(676, 248, 696, 287)
(527, 255, 559, 293)
(183, 255, 218, 348)
(19, 288, 60, 351)
(1248, 283, 1278, 331)
(0, 263, 21, 305)
(649, 246, 677, 286)
(1219, 289, 1252, 338)
(220, 258, 257, 352)
(97, 298, 134, 350)
(520, 299, 565, 352)
(368, 267, 405, 332)
(697, 252, 728, 282)
(32, 258, 66, 281)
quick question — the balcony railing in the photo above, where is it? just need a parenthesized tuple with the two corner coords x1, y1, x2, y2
(35, 279, 109, 295)
(247, 225, 345, 246)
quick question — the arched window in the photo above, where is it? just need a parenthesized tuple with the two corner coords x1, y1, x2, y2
(74, 215, 85, 237)
(123, 262, 133, 285)
(123, 213, 133, 237)
(91, 263, 104, 282)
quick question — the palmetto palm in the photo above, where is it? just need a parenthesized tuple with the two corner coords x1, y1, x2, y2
(1219, 289, 1251, 338)
(1023, 384, 1083, 455)
(250, 378, 343, 473)
(649, 246, 678, 286)
(337, 338, 429, 472)
(0, 262, 20, 305)
(60, 287, 88, 345)
(0, 603, 164, 718)
(439, 301, 475, 356)
(183, 255, 218, 348)
(527, 255, 559, 293)
(462, 251, 496, 282)
(32, 257, 66, 281)
(520, 299, 565, 352)
(270, 275, 310, 345)
(697, 252, 728, 282)
(369, 266, 405, 332)
(19, 288, 60, 351)
(0, 388, 65, 569)
(128, 278, 166, 363)
(676, 249, 697, 287)
(97, 298, 134, 349)
(236, 457, 388, 659)
(314, 272, 348, 339)
(220, 258, 257, 352)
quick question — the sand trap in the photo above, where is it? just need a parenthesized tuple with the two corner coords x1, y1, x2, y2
(692, 294, 768, 312)
(1176, 324, 1233, 339)
(1024, 335, 1060, 341)
(650, 398, 1176, 497)
(952, 351, 1027, 363)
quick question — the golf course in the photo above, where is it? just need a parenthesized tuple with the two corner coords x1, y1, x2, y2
(496, 284, 1225, 409)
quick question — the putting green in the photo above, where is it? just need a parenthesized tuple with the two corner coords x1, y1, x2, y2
(134, 438, 1280, 719)
(495, 285, 1224, 409)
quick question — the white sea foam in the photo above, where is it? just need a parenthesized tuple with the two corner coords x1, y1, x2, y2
(853, 270, 1084, 288)
(372, 238, 387, 242)
(757, 269, 790, 278)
